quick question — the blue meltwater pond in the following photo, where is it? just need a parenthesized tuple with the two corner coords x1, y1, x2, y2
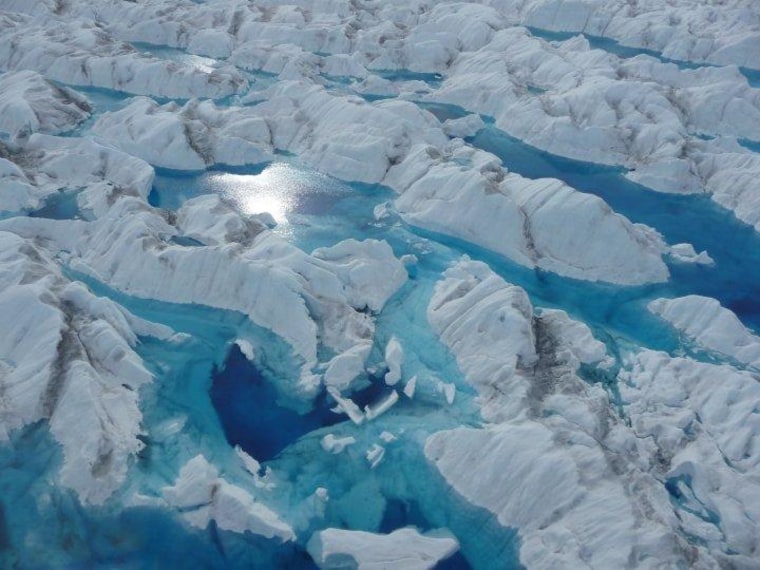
(2, 15, 759, 566)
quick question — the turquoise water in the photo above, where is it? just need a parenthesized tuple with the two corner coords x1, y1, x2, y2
(470, 123, 760, 331)
(29, 189, 85, 220)
(2, 25, 759, 569)
(144, 131, 760, 561)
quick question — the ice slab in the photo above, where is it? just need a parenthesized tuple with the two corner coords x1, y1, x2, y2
(0, 70, 91, 138)
(0, 16, 246, 99)
(307, 527, 459, 570)
(0, 231, 165, 503)
(649, 295, 760, 369)
(162, 455, 295, 541)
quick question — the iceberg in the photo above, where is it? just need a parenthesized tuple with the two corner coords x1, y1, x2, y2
(161, 455, 295, 541)
(307, 527, 459, 570)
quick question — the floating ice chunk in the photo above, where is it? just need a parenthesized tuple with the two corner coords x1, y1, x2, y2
(327, 387, 365, 425)
(438, 381, 456, 405)
(235, 446, 262, 476)
(235, 339, 256, 362)
(667, 243, 714, 265)
(373, 201, 395, 222)
(321, 434, 356, 454)
(649, 295, 760, 369)
(235, 446, 274, 490)
(379, 431, 397, 443)
(152, 416, 187, 442)
(162, 455, 294, 541)
(442, 114, 485, 138)
(311, 487, 330, 519)
(364, 390, 399, 421)
(403, 375, 418, 399)
(0, 70, 91, 138)
(383, 336, 404, 386)
(400, 253, 418, 266)
(323, 343, 372, 392)
(307, 527, 459, 570)
(365, 444, 385, 469)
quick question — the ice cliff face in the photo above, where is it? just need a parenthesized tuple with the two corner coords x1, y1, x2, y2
(0, 0, 758, 568)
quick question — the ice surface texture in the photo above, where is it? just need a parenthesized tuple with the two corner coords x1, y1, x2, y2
(0, 0, 758, 568)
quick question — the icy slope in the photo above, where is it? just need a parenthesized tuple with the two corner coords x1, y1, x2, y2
(508, 0, 760, 70)
(426, 258, 758, 567)
(0, 70, 91, 138)
(0, 0, 757, 568)
(0, 230, 168, 503)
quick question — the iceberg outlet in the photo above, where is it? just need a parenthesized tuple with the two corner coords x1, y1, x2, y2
(0, 0, 758, 568)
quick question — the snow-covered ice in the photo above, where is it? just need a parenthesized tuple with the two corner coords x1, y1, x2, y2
(307, 527, 459, 570)
(649, 295, 760, 369)
(0, 0, 758, 567)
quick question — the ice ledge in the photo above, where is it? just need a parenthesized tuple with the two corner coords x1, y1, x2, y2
(307, 527, 459, 570)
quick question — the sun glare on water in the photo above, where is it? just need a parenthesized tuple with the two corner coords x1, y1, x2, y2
(205, 163, 310, 223)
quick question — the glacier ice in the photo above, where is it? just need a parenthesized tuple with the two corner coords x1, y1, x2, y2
(424, 257, 749, 567)
(649, 295, 760, 370)
(0, 231, 161, 503)
(0, 70, 91, 138)
(307, 527, 459, 569)
(161, 454, 295, 541)
(0, 0, 758, 567)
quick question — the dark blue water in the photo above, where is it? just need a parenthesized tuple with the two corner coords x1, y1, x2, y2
(0, 422, 321, 569)
(375, 70, 444, 87)
(470, 124, 760, 331)
(418, 102, 471, 122)
(29, 190, 83, 220)
(665, 474, 721, 528)
(210, 344, 343, 462)
(739, 138, 760, 153)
